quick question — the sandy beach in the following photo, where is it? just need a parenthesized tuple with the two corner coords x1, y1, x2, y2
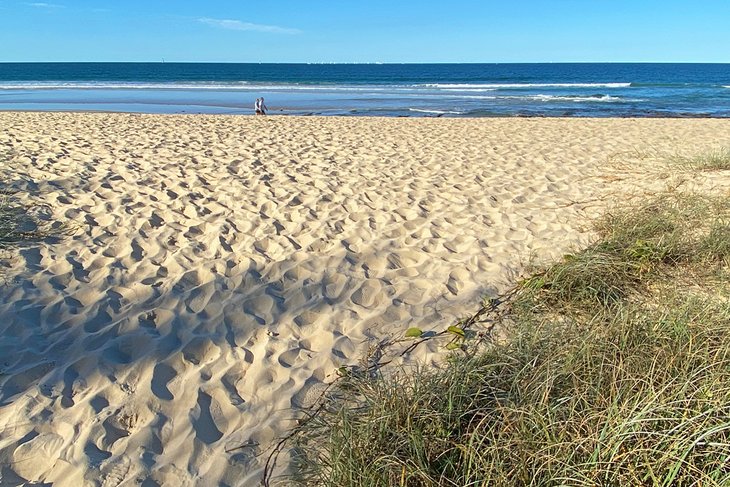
(0, 113, 728, 486)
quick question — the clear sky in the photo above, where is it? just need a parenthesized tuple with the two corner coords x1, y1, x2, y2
(1, 0, 729, 63)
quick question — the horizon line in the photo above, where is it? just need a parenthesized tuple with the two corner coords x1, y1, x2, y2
(2, 61, 730, 65)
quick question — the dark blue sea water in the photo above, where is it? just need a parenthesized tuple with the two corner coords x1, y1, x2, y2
(0, 63, 729, 117)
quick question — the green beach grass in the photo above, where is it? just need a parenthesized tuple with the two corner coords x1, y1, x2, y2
(283, 188, 730, 486)
(672, 148, 730, 172)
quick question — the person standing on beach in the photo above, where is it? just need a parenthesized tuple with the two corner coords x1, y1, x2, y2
(255, 97, 268, 115)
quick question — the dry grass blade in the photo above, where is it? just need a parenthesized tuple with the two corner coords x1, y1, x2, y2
(0, 190, 71, 249)
(671, 148, 730, 171)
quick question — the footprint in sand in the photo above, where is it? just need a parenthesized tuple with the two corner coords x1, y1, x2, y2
(61, 366, 81, 408)
(149, 211, 165, 228)
(11, 433, 65, 482)
(184, 283, 215, 314)
(100, 456, 132, 487)
(84, 440, 112, 468)
(277, 347, 306, 368)
(322, 272, 349, 301)
(243, 294, 276, 325)
(84, 306, 114, 333)
(182, 337, 221, 366)
(350, 279, 384, 309)
(386, 249, 426, 269)
(100, 415, 131, 450)
(193, 390, 223, 445)
(90, 394, 110, 413)
(293, 306, 327, 327)
(221, 371, 247, 406)
(1, 361, 56, 402)
(130, 239, 145, 262)
(151, 362, 178, 401)
(66, 254, 91, 282)
(447, 267, 470, 295)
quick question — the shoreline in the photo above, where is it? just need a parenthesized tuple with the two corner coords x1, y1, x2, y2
(3, 63, 729, 119)
(0, 113, 728, 485)
(2, 108, 730, 119)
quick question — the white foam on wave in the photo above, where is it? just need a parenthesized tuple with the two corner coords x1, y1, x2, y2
(440, 88, 498, 93)
(408, 108, 464, 115)
(460, 94, 643, 103)
(527, 94, 627, 102)
(0, 81, 633, 94)
(421, 82, 631, 89)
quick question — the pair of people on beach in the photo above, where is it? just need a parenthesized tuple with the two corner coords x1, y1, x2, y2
(255, 97, 268, 115)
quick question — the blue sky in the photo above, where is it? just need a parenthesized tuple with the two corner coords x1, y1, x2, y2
(1, 0, 729, 63)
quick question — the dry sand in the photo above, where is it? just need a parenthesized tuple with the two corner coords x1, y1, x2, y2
(0, 113, 728, 486)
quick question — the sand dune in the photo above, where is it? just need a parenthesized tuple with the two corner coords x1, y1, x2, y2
(0, 113, 727, 485)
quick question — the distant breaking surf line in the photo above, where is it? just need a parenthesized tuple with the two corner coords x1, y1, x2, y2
(408, 108, 464, 115)
(420, 83, 631, 89)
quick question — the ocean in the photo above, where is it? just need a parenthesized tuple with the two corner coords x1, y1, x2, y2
(0, 63, 729, 117)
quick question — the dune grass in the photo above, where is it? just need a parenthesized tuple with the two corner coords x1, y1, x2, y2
(519, 193, 730, 309)
(288, 191, 730, 487)
(672, 148, 730, 171)
(0, 190, 67, 249)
